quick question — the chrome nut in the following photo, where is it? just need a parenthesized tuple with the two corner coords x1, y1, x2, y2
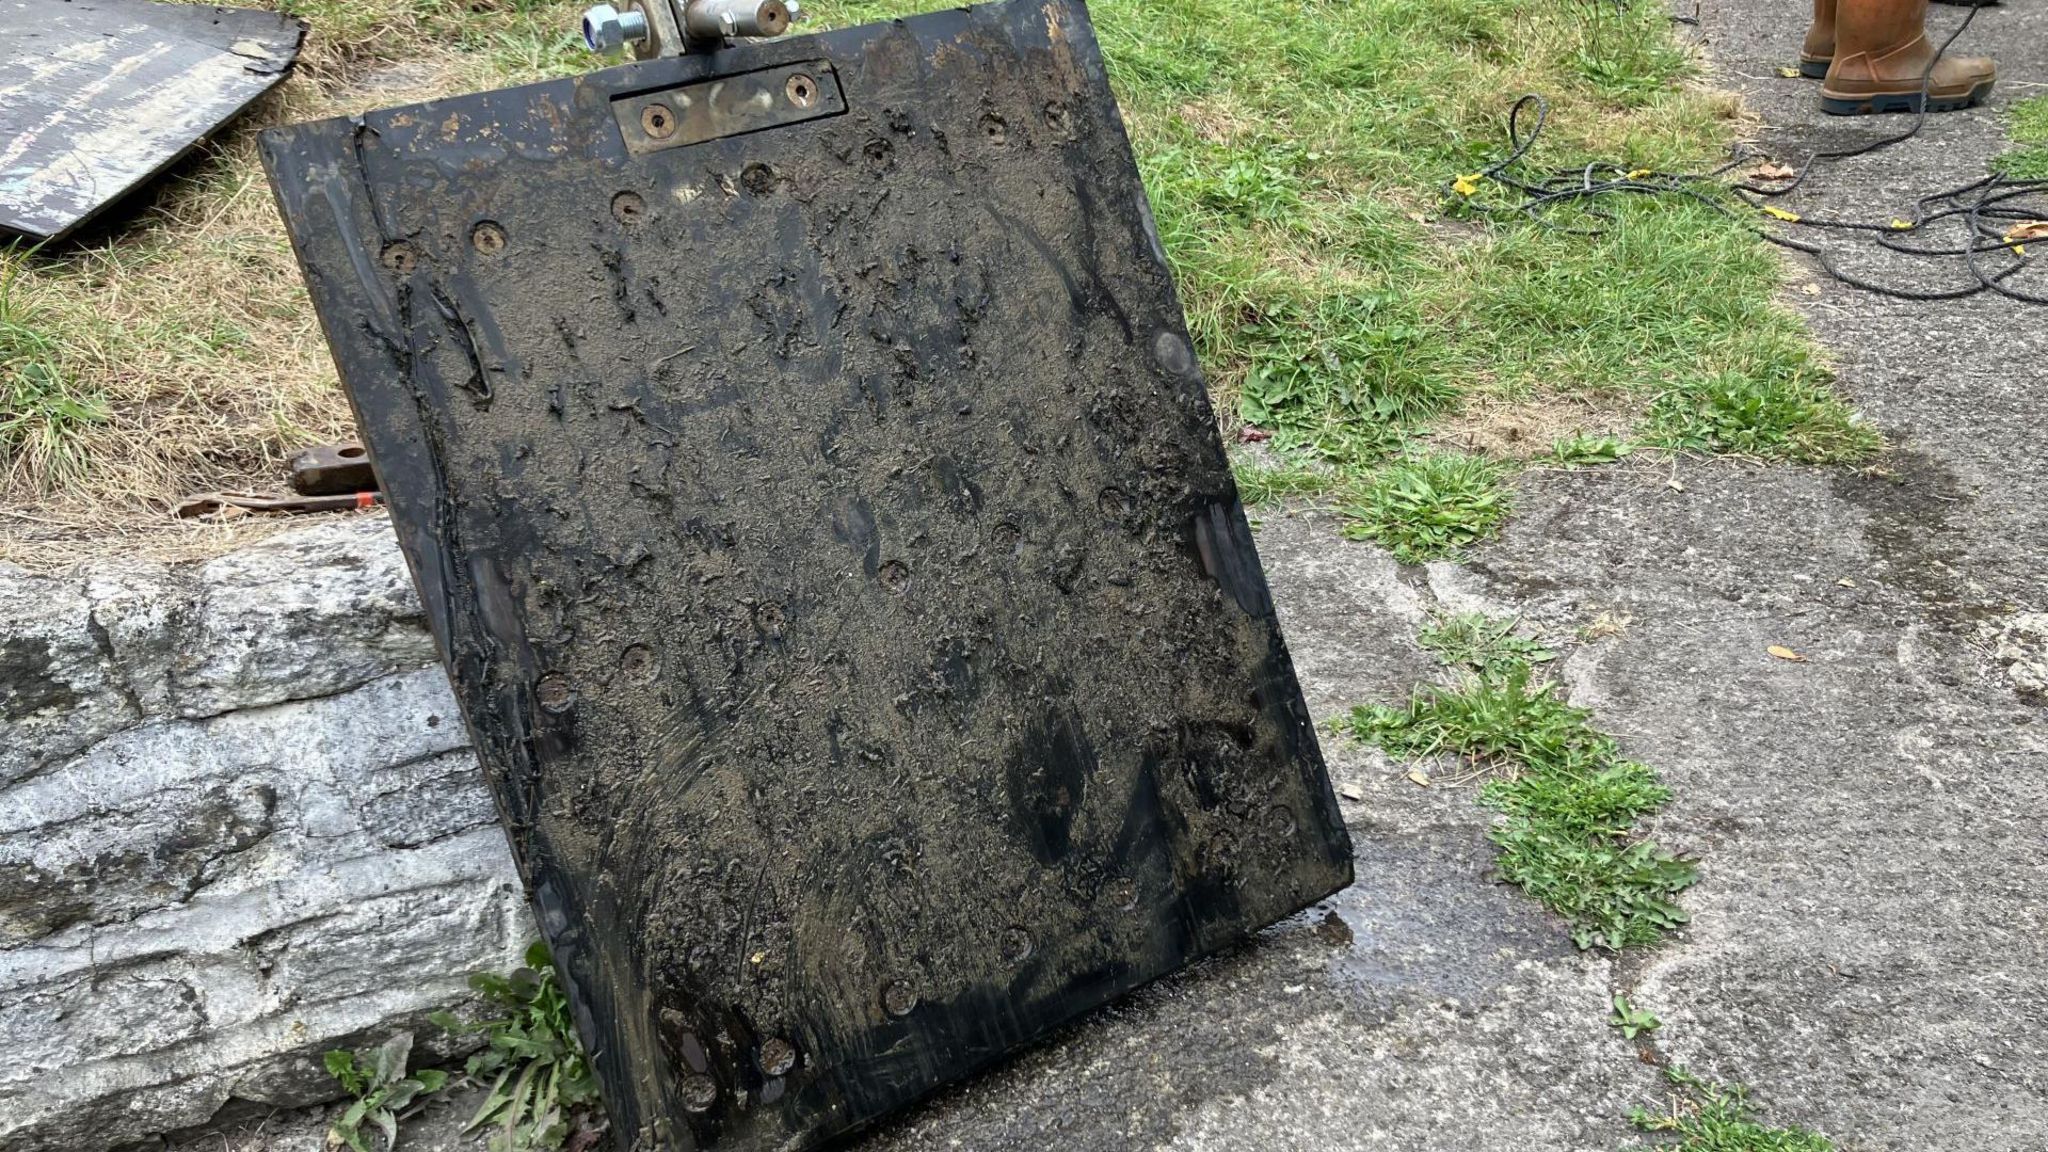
(581, 3, 650, 54)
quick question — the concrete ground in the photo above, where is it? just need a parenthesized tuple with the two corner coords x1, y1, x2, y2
(157, 0, 2046, 1149)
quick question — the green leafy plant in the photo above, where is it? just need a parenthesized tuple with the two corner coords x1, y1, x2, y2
(1545, 434, 1633, 468)
(324, 1033, 449, 1152)
(1234, 290, 1457, 447)
(1340, 453, 1509, 563)
(1350, 617, 1696, 950)
(1417, 611, 1555, 677)
(1147, 139, 1312, 225)
(1646, 371, 1880, 463)
(1630, 1067, 1838, 1151)
(1609, 994, 1661, 1040)
(431, 941, 602, 1152)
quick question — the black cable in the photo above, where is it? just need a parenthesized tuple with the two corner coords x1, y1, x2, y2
(1449, 2, 2046, 304)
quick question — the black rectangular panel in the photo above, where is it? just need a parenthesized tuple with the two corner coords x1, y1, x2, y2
(0, 0, 302, 241)
(260, 3, 1352, 1148)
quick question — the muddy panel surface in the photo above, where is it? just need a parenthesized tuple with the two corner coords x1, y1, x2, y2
(260, 3, 1352, 1148)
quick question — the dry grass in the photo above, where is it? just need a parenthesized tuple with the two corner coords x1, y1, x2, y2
(8, 132, 346, 493)
(0, 0, 583, 567)
(1430, 394, 1638, 461)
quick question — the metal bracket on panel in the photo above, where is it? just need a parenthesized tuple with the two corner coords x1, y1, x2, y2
(610, 61, 842, 154)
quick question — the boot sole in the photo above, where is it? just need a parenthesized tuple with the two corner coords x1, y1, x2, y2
(1820, 79, 1994, 115)
(1799, 57, 1831, 79)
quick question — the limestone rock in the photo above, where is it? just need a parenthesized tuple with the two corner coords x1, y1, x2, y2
(0, 518, 530, 1152)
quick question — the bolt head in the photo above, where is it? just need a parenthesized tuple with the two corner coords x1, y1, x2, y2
(582, 3, 648, 53)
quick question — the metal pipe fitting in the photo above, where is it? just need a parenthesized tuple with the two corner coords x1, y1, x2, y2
(582, 3, 651, 54)
(681, 0, 790, 42)
(579, 0, 793, 58)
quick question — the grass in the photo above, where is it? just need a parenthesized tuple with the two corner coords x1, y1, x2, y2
(1339, 452, 1510, 563)
(1994, 94, 2048, 180)
(822, 0, 1873, 562)
(1350, 612, 1696, 951)
(1234, 457, 1341, 504)
(1418, 610, 1555, 675)
(1629, 1068, 1839, 1151)
(1646, 370, 1880, 463)
(1, 0, 1866, 563)
(0, 0, 585, 559)
(270, 0, 588, 84)
(0, 259, 107, 487)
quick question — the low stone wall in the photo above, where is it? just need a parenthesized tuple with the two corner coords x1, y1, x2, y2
(0, 518, 532, 1152)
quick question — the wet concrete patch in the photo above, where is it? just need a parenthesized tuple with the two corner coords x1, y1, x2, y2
(1832, 448, 1997, 627)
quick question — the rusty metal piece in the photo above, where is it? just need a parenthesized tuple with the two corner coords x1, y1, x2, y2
(174, 490, 382, 519)
(610, 190, 648, 223)
(756, 1037, 796, 1077)
(629, 0, 680, 60)
(288, 442, 377, 496)
(259, 3, 1353, 1148)
(612, 61, 843, 155)
(639, 102, 679, 140)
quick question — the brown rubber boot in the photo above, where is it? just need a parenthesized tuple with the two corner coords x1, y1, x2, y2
(1822, 0, 1995, 114)
(1802, 0, 1837, 79)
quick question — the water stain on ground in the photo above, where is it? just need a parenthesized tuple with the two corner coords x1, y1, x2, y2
(1831, 447, 1996, 627)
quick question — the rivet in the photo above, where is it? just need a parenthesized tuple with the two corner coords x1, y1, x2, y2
(612, 190, 646, 224)
(880, 979, 918, 1017)
(758, 1037, 797, 1077)
(620, 643, 658, 683)
(1152, 330, 1195, 377)
(379, 242, 416, 273)
(679, 1072, 717, 1112)
(741, 162, 776, 196)
(470, 220, 507, 255)
(785, 73, 818, 109)
(536, 673, 576, 713)
(999, 926, 1033, 965)
(1107, 877, 1139, 911)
